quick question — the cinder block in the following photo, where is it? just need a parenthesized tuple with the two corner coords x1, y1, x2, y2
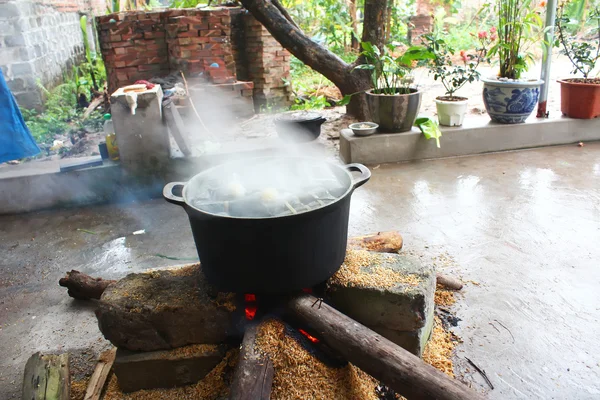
(328, 252, 436, 356)
(114, 344, 225, 392)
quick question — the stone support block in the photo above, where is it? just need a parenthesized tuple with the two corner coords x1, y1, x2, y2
(113, 344, 225, 392)
(327, 252, 436, 356)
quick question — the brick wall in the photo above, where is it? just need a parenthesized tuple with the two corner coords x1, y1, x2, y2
(0, 0, 104, 108)
(97, 7, 291, 110)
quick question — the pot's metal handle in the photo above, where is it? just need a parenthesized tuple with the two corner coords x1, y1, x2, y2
(163, 182, 186, 206)
(346, 163, 371, 189)
(315, 116, 327, 126)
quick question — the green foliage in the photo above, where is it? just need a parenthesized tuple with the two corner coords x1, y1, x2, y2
(355, 41, 434, 95)
(19, 16, 107, 148)
(423, 30, 486, 98)
(485, 0, 547, 79)
(555, 2, 600, 78)
(290, 95, 330, 110)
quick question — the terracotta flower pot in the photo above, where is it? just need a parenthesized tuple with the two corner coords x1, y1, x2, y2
(558, 79, 600, 119)
(366, 89, 422, 132)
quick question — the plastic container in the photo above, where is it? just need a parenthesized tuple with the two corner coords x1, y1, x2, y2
(103, 114, 119, 160)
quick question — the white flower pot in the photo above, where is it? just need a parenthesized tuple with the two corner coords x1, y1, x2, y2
(435, 96, 468, 126)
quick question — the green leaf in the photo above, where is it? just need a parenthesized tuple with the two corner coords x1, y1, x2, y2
(415, 117, 442, 148)
(338, 94, 352, 106)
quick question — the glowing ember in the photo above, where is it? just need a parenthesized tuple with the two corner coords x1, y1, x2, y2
(298, 328, 320, 343)
(245, 305, 257, 320)
(245, 293, 257, 320)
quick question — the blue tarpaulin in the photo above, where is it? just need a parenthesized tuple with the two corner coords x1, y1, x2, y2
(0, 69, 40, 163)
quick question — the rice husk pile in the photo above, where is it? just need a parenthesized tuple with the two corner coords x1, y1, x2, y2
(102, 349, 238, 400)
(422, 317, 457, 377)
(255, 318, 379, 400)
(329, 249, 421, 289)
(434, 284, 457, 306)
(70, 378, 89, 400)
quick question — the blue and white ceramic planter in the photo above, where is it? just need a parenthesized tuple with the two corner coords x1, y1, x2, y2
(482, 78, 543, 124)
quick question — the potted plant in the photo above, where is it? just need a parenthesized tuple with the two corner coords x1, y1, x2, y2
(423, 33, 487, 126)
(555, 3, 600, 119)
(355, 42, 434, 132)
(483, 0, 547, 124)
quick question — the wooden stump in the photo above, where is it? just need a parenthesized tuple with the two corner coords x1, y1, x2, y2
(22, 353, 70, 400)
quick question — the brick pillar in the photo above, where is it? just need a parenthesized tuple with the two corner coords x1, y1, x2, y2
(242, 14, 292, 111)
(97, 11, 169, 94)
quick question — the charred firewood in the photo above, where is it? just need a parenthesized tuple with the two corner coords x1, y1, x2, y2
(58, 270, 116, 300)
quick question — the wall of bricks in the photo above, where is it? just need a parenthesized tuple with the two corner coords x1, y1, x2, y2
(97, 7, 291, 110)
(0, 0, 104, 108)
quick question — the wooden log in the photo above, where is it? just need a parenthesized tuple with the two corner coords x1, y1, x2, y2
(58, 270, 116, 300)
(348, 231, 403, 253)
(22, 353, 70, 400)
(83, 348, 117, 400)
(286, 294, 485, 400)
(436, 274, 464, 291)
(230, 323, 274, 400)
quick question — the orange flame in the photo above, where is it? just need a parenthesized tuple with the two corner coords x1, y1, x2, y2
(298, 328, 320, 343)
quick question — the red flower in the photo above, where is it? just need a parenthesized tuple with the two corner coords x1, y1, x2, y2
(540, 0, 547, 6)
(490, 26, 497, 34)
(460, 50, 468, 63)
(478, 31, 488, 39)
(490, 32, 498, 41)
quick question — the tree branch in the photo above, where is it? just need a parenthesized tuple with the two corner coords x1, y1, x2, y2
(240, 0, 351, 87)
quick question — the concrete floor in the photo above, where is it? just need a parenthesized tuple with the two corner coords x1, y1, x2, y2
(1, 143, 600, 399)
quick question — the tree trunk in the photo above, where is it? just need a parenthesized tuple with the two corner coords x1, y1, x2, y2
(349, 0, 359, 50)
(386, 0, 395, 43)
(240, 0, 390, 119)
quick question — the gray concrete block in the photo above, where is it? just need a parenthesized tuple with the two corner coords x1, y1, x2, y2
(113, 345, 225, 392)
(339, 116, 600, 164)
(14, 90, 41, 108)
(328, 252, 436, 355)
(11, 61, 33, 76)
(0, 3, 20, 18)
(111, 86, 171, 175)
(5, 34, 25, 47)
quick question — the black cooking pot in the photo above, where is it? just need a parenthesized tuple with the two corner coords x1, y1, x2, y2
(163, 157, 370, 294)
(274, 112, 327, 142)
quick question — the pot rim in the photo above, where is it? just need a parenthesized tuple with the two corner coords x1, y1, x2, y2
(180, 156, 359, 220)
(435, 96, 468, 103)
(481, 77, 544, 87)
(558, 78, 600, 88)
(366, 88, 420, 96)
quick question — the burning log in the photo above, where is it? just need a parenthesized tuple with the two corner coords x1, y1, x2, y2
(348, 231, 403, 253)
(286, 294, 485, 400)
(230, 323, 274, 400)
(58, 270, 116, 300)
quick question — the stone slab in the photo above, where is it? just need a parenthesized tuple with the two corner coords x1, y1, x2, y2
(328, 252, 435, 356)
(114, 344, 225, 392)
(340, 115, 600, 164)
(96, 264, 236, 352)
